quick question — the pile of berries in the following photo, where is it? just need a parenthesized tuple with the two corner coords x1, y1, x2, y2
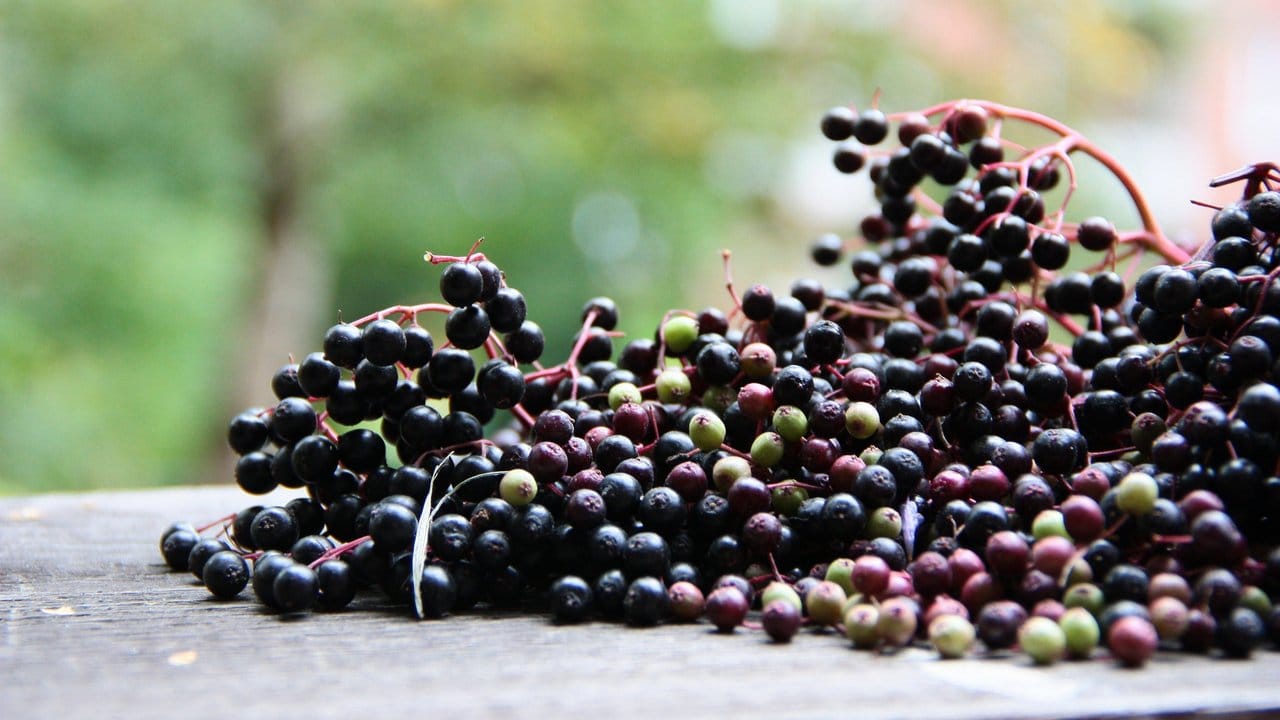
(159, 99, 1280, 668)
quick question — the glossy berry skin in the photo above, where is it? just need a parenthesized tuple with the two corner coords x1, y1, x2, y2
(362, 318, 407, 367)
(445, 305, 492, 350)
(821, 107, 856, 141)
(369, 502, 419, 553)
(323, 324, 364, 369)
(161, 528, 200, 571)
(202, 550, 250, 599)
(624, 532, 671, 579)
(803, 320, 845, 365)
(270, 397, 316, 443)
(401, 326, 435, 368)
(250, 507, 299, 552)
(623, 576, 668, 627)
(227, 412, 269, 455)
(440, 262, 484, 307)
(188, 538, 231, 580)
(316, 560, 356, 611)
(549, 575, 594, 624)
(417, 564, 457, 619)
(269, 562, 319, 613)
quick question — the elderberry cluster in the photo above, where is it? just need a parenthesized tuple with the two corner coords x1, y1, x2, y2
(159, 100, 1280, 668)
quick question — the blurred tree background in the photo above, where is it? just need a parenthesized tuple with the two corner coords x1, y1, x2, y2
(0, 0, 1275, 494)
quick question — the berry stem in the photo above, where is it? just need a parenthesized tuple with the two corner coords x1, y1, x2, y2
(195, 513, 236, 534)
(906, 100, 1190, 264)
(309, 535, 372, 568)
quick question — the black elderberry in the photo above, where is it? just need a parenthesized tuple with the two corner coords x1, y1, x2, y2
(741, 285, 776, 321)
(445, 305, 492, 351)
(1247, 191, 1280, 232)
(185, 537, 229, 580)
(323, 323, 364, 369)
(695, 341, 741, 385)
(270, 397, 316, 443)
(968, 136, 1003, 168)
(820, 106, 857, 141)
(853, 108, 888, 145)
(769, 297, 807, 337)
(1030, 232, 1070, 270)
(1219, 607, 1266, 658)
(290, 435, 339, 483)
(549, 575, 594, 624)
(316, 560, 356, 611)
(624, 531, 671, 579)
(363, 502, 415, 554)
(251, 506, 299, 552)
(271, 364, 304, 401)
(947, 233, 987, 272)
(820, 493, 866, 541)
(810, 233, 844, 266)
(353, 359, 398, 400)
(202, 550, 249, 599)
(505, 504, 553, 548)
(1210, 237, 1255, 273)
(234, 452, 276, 495)
(773, 365, 814, 407)
(832, 143, 867, 174)
(362, 318, 407, 367)
(638, 487, 685, 534)
(416, 564, 457, 619)
(227, 412, 269, 455)
(440, 262, 484, 307)
(624, 576, 668, 627)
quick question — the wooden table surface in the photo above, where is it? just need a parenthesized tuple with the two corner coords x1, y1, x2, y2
(2, 486, 1279, 720)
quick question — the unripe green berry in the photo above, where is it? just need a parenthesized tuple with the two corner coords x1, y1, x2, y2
(840, 593, 866, 617)
(1019, 616, 1067, 665)
(702, 385, 736, 413)
(1062, 583, 1104, 616)
(859, 445, 883, 466)
(1059, 606, 1101, 659)
(662, 316, 699, 355)
(499, 468, 538, 507)
(739, 342, 777, 379)
(844, 603, 880, 649)
(607, 382, 642, 410)
(1239, 585, 1273, 618)
(770, 483, 808, 516)
(711, 455, 751, 492)
(761, 581, 802, 614)
(805, 580, 848, 626)
(876, 597, 918, 647)
(1115, 472, 1158, 516)
(844, 401, 881, 440)
(1031, 509, 1070, 540)
(750, 431, 786, 468)
(1061, 558, 1094, 587)
(655, 368, 692, 404)
(866, 506, 903, 539)
(772, 405, 808, 442)
(825, 557, 856, 595)
(928, 614, 976, 659)
(1130, 412, 1166, 455)
(688, 410, 726, 452)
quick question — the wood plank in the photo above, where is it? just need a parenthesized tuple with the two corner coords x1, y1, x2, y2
(2, 486, 1278, 720)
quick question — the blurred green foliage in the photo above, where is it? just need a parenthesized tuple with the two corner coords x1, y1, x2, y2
(0, 0, 1203, 493)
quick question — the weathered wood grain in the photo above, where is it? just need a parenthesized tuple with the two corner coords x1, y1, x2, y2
(2, 486, 1278, 720)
